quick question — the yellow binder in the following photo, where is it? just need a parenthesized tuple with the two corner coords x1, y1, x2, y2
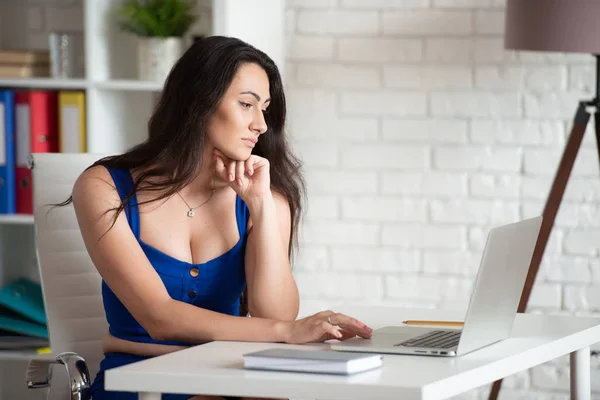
(58, 91, 86, 153)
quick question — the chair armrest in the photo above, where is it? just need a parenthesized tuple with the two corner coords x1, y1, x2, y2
(27, 352, 91, 400)
(26, 353, 56, 389)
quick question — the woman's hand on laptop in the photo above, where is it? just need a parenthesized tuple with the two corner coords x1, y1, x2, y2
(281, 310, 373, 344)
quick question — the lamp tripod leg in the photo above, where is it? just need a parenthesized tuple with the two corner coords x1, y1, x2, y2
(487, 101, 591, 400)
(594, 110, 600, 171)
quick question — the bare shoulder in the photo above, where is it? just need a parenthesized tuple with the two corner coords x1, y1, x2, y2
(73, 164, 115, 195)
(71, 165, 125, 233)
(72, 165, 120, 209)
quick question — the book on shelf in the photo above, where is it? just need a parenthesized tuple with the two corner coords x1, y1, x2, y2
(0, 64, 50, 78)
(0, 49, 51, 78)
(0, 278, 48, 350)
(0, 49, 50, 65)
(243, 348, 384, 375)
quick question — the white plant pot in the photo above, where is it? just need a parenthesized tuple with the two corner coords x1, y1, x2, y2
(137, 37, 183, 83)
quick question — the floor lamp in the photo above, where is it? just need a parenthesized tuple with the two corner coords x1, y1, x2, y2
(489, 1, 600, 399)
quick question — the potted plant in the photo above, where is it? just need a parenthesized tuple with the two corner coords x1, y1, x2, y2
(118, 0, 198, 82)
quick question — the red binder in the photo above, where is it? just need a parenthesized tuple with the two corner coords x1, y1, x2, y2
(30, 91, 58, 153)
(15, 91, 31, 215)
(14, 91, 58, 214)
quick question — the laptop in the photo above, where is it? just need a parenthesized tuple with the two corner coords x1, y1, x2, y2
(331, 216, 543, 357)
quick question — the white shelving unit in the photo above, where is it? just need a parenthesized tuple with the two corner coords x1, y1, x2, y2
(0, 78, 87, 89)
(93, 79, 163, 91)
(0, 78, 164, 91)
(0, 349, 38, 361)
(0, 0, 285, 398)
(0, 215, 34, 225)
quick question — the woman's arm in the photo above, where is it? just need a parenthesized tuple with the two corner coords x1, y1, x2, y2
(72, 166, 290, 344)
(244, 190, 300, 321)
(74, 166, 371, 345)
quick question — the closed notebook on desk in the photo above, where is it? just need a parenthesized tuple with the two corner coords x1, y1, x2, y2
(243, 348, 383, 375)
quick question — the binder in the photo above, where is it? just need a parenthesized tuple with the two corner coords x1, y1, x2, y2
(0, 332, 48, 349)
(14, 91, 59, 214)
(15, 91, 32, 214)
(0, 278, 48, 340)
(0, 278, 47, 326)
(29, 91, 58, 153)
(0, 315, 48, 339)
(58, 91, 86, 153)
(0, 90, 16, 214)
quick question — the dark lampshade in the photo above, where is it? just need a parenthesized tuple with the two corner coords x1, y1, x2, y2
(504, 0, 600, 54)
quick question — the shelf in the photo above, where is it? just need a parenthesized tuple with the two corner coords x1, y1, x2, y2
(93, 79, 163, 92)
(0, 77, 164, 92)
(0, 349, 38, 361)
(0, 78, 88, 90)
(0, 215, 34, 225)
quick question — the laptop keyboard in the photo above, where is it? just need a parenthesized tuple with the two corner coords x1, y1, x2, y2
(395, 330, 461, 349)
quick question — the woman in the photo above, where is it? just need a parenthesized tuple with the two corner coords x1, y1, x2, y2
(70, 36, 373, 400)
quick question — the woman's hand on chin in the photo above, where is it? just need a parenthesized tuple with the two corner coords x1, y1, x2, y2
(213, 149, 271, 203)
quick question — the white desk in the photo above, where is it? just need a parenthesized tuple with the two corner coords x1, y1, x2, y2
(104, 306, 600, 400)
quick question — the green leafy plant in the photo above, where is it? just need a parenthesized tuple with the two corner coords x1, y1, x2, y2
(118, 0, 198, 37)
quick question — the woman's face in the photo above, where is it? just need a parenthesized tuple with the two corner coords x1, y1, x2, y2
(206, 62, 270, 161)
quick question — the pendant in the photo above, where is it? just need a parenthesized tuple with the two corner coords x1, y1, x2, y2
(187, 209, 195, 218)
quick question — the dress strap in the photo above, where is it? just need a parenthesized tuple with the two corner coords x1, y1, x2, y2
(105, 167, 141, 239)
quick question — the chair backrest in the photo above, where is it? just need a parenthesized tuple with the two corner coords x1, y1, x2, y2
(31, 152, 111, 380)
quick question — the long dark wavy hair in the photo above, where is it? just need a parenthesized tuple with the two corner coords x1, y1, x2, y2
(59, 36, 306, 316)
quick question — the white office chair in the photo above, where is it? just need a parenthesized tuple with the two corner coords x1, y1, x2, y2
(26, 153, 111, 400)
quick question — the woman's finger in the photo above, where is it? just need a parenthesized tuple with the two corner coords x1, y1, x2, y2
(329, 313, 367, 329)
(328, 313, 372, 338)
(253, 155, 269, 172)
(321, 321, 342, 339)
(227, 160, 236, 182)
(318, 329, 354, 342)
(338, 329, 357, 341)
(214, 155, 227, 181)
(235, 161, 245, 186)
(245, 157, 254, 176)
(213, 149, 238, 183)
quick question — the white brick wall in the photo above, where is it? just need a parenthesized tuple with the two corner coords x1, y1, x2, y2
(6, 0, 600, 399)
(284, 0, 600, 399)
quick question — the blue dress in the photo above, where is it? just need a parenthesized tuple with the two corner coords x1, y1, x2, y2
(89, 167, 249, 400)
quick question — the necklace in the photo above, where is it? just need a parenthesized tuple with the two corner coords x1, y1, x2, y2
(176, 182, 216, 218)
